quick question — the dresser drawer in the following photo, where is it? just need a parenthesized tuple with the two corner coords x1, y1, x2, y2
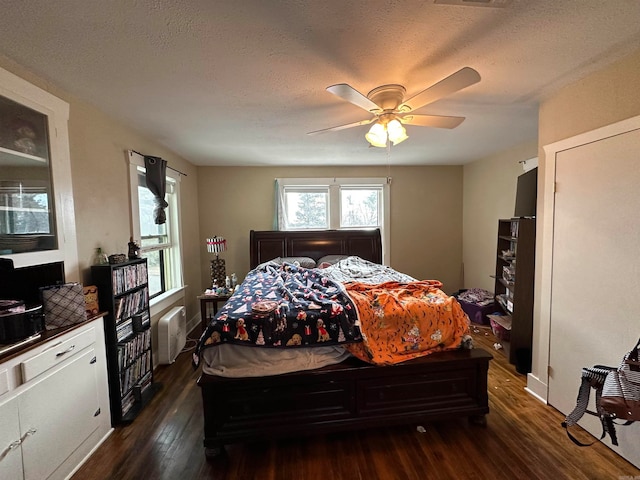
(21, 327, 96, 382)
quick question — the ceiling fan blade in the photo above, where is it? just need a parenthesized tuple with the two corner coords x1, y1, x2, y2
(399, 114, 465, 129)
(398, 67, 480, 113)
(326, 84, 382, 113)
(307, 118, 375, 136)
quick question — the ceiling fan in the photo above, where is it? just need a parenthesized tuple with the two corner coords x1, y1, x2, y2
(307, 67, 480, 147)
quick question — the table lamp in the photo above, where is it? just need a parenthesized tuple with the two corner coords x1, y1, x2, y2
(206, 236, 227, 287)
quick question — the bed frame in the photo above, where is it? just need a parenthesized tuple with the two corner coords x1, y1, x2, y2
(198, 229, 491, 459)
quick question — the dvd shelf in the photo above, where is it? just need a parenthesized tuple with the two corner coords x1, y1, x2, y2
(493, 218, 535, 374)
(91, 258, 159, 425)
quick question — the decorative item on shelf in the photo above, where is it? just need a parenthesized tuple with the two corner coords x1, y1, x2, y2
(83, 285, 99, 317)
(206, 235, 227, 287)
(10, 117, 39, 155)
(128, 236, 141, 260)
(93, 247, 109, 265)
(108, 253, 127, 264)
(0, 234, 40, 253)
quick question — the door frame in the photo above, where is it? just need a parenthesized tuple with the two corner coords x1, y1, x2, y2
(527, 113, 640, 402)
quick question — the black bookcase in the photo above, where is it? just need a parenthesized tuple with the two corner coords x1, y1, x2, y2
(493, 217, 536, 373)
(91, 258, 159, 425)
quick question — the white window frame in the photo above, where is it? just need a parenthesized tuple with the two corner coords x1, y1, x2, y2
(128, 150, 184, 313)
(276, 177, 391, 264)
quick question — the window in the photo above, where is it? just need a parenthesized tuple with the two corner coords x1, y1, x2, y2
(129, 152, 183, 299)
(281, 186, 329, 229)
(276, 177, 390, 263)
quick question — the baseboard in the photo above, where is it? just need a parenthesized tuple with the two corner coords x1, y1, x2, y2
(525, 373, 548, 403)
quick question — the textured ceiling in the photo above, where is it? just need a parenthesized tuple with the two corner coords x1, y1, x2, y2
(1, 0, 640, 166)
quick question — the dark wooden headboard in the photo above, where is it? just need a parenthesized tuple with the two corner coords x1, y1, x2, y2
(249, 229, 382, 269)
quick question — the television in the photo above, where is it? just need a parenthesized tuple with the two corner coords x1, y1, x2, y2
(514, 167, 538, 218)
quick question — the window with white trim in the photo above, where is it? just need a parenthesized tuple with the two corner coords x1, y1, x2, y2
(129, 152, 183, 299)
(276, 177, 390, 263)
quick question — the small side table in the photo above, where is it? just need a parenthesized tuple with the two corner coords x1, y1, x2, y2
(198, 294, 232, 331)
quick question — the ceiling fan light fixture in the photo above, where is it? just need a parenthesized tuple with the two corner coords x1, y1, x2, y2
(365, 122, 388, 148)
(386, 119, 408, 145)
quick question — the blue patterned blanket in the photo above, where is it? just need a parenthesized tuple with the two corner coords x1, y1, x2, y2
(193, 262, 362, 368)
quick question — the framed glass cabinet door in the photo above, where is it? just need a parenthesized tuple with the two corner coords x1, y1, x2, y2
(0, 66, 78, 278)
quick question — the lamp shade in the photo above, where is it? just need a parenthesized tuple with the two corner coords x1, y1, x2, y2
(206, 236, 227, 254)
(387, 119, 408, 145)
(365, 122, 388, 148)
(365, 118, 408, 148)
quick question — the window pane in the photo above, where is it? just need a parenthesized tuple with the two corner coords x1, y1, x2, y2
(137, 173, 168, 242)
(340, 188, 380, 228)
(142, 249, 163, 297)
(284, 190, 328, 229)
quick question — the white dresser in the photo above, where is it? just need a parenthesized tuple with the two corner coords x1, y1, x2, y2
(0, 316, 112, 480)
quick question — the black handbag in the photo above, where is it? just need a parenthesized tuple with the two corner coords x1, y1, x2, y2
(601, 338, 640, 421)
(562, 338, 640, 447)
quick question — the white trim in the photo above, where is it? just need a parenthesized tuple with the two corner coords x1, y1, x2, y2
(525, 373, 548, 403)
(524, 386, 547, 405)
(149, 286, 186, 318)
(127, 150, 184, 293)
(531, 114, 640, 402)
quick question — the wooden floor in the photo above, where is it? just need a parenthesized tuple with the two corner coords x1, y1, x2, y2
(73, 325, 640, 480)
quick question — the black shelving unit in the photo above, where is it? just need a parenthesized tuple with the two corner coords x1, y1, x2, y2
(493, 217, 536, 374)
(91, 258, 159, 425)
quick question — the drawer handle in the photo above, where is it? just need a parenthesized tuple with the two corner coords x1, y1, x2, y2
(20, 428, 37, 442)
(8, 440, 21, 450)
(56, 344, 75, 357)
(0, 440, 22, 462)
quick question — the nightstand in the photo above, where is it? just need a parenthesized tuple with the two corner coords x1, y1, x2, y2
(198, 294, 232, 331)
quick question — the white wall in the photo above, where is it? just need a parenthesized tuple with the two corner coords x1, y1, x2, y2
(462, 140, 538, 292)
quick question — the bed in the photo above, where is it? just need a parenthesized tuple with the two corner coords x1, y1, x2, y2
(196, 229, 491, 458)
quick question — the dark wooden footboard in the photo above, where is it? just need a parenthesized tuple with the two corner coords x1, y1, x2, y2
(197, 348, 492, 458)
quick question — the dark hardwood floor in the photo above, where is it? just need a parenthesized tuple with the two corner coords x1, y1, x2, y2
(73, 325, 640, 480)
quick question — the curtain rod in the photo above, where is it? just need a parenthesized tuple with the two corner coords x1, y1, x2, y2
(130, 150, 188, 176)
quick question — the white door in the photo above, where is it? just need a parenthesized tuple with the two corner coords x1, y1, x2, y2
(548, 127, 640, 466)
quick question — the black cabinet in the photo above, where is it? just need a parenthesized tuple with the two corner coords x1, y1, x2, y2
(91, 258, 158, 424)
(493, 218, 535, 373)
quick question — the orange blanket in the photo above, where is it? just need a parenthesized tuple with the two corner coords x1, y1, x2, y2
(344, 280, 470, 365)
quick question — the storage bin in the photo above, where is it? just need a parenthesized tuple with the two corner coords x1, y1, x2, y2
(488, 314, 512, 342)
(458, 299, 496, 325)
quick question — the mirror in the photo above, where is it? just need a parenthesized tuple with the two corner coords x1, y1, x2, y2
(0, 94, 57, 254)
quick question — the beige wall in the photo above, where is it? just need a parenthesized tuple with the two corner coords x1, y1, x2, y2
(197, 165, 464, 294)
(462, 140, 538, 292)
(0, 55, 203, 334)
(531, 48, 640, 393)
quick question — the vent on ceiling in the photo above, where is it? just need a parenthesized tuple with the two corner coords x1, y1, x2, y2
(434, 0, 512, 7)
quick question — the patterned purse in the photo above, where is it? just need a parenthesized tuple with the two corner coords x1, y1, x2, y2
(40, 283, 87, 330)
(600, 338, 640, 421)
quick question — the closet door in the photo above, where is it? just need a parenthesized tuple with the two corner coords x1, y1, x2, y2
(548, 127, 640, 465)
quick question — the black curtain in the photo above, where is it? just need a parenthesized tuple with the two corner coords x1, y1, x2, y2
(143, 155, 168, 225)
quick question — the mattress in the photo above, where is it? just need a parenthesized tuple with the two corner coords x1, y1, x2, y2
(200, 343, 352, 377)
